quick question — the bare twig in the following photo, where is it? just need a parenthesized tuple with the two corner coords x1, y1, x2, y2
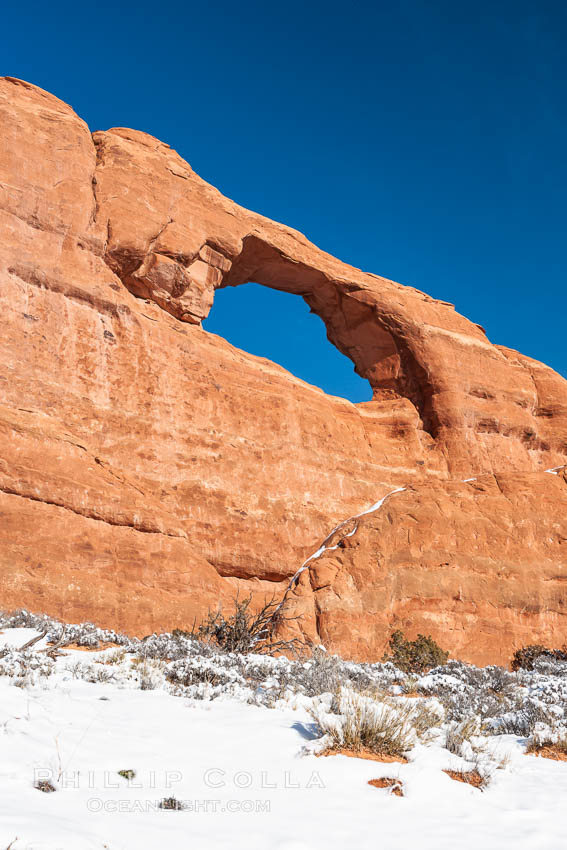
(40, 627, 98, 658)
(197, 594, 303, 656)
(55, 735, 64, 782)
(18, 629, 48, 651)
(40, 628, 71, 658)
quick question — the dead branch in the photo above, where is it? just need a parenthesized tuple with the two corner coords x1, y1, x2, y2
(18, 629, 48, 651)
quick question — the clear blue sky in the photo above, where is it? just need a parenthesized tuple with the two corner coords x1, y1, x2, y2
(4, 0, 566, 401)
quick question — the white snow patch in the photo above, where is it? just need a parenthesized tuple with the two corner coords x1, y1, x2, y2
(0, 627, 567, 848)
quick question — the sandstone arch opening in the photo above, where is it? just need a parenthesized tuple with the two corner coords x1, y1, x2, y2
(203, 283, 373, 402)
(209, 234, 439, 435)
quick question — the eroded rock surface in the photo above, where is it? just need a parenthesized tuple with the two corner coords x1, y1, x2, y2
(283, 470, 567, 664)
(1, 77, 566, 663)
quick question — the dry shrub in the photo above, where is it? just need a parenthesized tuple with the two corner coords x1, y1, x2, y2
(407, 699, 445, 742)
(165, 659, 241, 689)
(526, 745, 567, 762)
(311, 689, 422, 758)
(139, 659, 165, 690)
(526, 724, 567, 760)
(444, 716, 483, 756)
(196, 595, 301, 655)
(101, 649, 127, 665)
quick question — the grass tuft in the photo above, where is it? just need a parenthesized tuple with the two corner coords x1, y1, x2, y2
(311, 689, 421, 759)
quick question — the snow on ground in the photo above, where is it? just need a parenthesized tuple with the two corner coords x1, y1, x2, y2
(1, 623, 567, 850)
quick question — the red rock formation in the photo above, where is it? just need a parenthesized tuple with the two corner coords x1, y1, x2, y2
(1, 77, 566, 663)
(284, 469, 567, 663)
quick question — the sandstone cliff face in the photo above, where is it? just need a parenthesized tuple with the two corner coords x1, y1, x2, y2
(284, 470, 567, 662)
(1, 77, 566, 664)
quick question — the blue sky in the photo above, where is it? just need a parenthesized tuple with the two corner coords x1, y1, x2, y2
(4, 0, 566, 401)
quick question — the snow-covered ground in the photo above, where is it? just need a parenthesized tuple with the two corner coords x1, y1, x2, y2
(1, 619, 567, 850)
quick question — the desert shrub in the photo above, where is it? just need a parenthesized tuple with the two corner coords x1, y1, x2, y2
(342, 659, 405, 692)
(101, 649, 127, 665)
(490, 699, 558, 736)
(511, 644, 567, 671)
(526, 722, 567, 756)
(488, 666, 516, 694)
(137, 632, 206, 661)
(516, 671, 567, 721)
(0, 648, 54, 686)
(62, 661, 118, 685)
(51, 621, 130, 648)
(531, 656, 567, 677)
(383, 630, 448, 674)
(140, 673, 156, 691)
(310, 688, 426, 757)
(245, 651, 404, 703)
(0, 609, 55, 631)
(92, 667, 116, 683)
(444, 715, 483, 756)
(450, 691, 509, 725)
(294, 649, 345, 696)
(0, 609, 132, 649)
(166, 658, 245, 690)
(407, 698, 445, 740)
(422, 661, 514, 695)
(137, 659, 165, 690)
(512, 645, 548, 671)
(196, 595, 300, 655)
(4, 608, 567, 734)
(66, 660, 86, 680)
(416, 661, 519, 724)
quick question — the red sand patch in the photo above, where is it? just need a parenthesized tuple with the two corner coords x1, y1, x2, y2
(368, 777, 404, 796)
(443, 769, 484, 788)
(318, 747, 408, 764)
(526, 745, 567, 762)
